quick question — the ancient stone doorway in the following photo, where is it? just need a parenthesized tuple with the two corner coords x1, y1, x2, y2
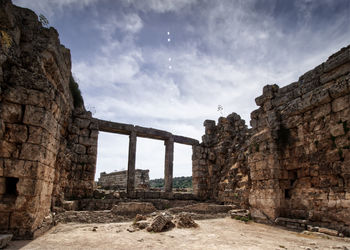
(96, 119, 199, 195)
(135, 137, 165, 190)
(95, 132, 129, 182)
(173, 144, 193, 193)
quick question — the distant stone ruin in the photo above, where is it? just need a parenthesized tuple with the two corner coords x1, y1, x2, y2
(0, 0, 349, 240)
(98, 169, 150, 190)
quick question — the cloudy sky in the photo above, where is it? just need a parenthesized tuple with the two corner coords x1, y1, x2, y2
(13, 0, 350, 180)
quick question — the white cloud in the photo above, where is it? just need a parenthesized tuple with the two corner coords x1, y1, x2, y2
(15, 0, 350, 179)
(121, 0, 198, 13)
(97, 13, 143, 37)
(13, 0, 98, 17)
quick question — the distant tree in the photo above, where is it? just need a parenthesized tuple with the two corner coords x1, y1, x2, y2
(149, 176, 192, 188)
(217, 105, 223, 115)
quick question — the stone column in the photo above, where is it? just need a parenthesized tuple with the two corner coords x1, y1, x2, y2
(164, 137, 174, 192)
(127, 131, 137, 195)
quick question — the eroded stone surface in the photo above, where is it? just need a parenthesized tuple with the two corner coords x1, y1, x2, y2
(194, 44, 350, 235)
(0, 0, 97, 239)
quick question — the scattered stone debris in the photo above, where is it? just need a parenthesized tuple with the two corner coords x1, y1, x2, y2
(174, 213, 198, 228)
(134, 214, 147, 222)
(147, 213, 175, 233)
(0, 234, 13, 249)
(131, 212, 199, 233)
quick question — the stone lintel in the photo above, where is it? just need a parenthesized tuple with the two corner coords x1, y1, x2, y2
(173, 135, 199, 145)
(97, 119, 198, 145)
(134, 126, 172, 140)
(97, 119, 133, 135)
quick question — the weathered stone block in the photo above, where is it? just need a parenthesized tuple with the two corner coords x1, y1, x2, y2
(90, 130, 99, 138)
(74, 118, 90, 128)
(19, 143, 45, 162)
(1, 102, 22, 123)
(330, 123, 345, 137)
(23, 105, 58, 134)
(329, 77, 349, 99)
(4, 86, 48, 107)
(5, 124, 28, 143)
(321, 62, 350, 84)
(16, 178, 44, 196)
(79, 136, 96, 146)
(332, 95, 349, 112)
(73, 144, 86, 155)
(87, 146, 97, 155)
(3, 159, 35, 178)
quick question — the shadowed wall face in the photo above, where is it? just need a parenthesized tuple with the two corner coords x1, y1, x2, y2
(0, 0, 97, 239)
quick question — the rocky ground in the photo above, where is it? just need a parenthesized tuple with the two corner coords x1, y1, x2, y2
(6, 217, 350, 250)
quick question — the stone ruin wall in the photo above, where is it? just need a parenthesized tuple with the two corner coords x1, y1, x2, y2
(98, 169, 150, 190)
(249, 45, 350, 233)
(193, 45, 350, 234)
(192, 113, 251, 208)
(1, 0, 350, 240)
(0, 0, 97, 238)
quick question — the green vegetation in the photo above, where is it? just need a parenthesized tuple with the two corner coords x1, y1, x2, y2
(233, 214, 251, 222)
(149, 176, 192, 189)
(69, 75, 84, 108)
(39, 14, 49, 27)
(0, 30, 12, 49)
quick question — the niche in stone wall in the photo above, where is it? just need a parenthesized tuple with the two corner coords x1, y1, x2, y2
(0, 177, 19, 204)
(285, 170, 297, 199)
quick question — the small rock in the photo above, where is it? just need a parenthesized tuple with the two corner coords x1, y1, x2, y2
(134, 214, 147, 222)
(0, 234, 13, 249)
(127, 227, 137, 233)
(319, 227, 338, 237)
(175, 213, 198, 228)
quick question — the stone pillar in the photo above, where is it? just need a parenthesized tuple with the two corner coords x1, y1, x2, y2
(164, 137, 174, 192)
(127, 131, 137, 195)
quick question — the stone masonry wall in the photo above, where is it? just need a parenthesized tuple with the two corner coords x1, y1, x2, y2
(0, 0, 97, 238)
(192, 113, 251, 208)
(194, 45, 350, 235)
(248, 45, 350, 234)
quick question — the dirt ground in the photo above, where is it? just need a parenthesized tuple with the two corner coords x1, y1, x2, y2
(7, 218, 350, 250)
